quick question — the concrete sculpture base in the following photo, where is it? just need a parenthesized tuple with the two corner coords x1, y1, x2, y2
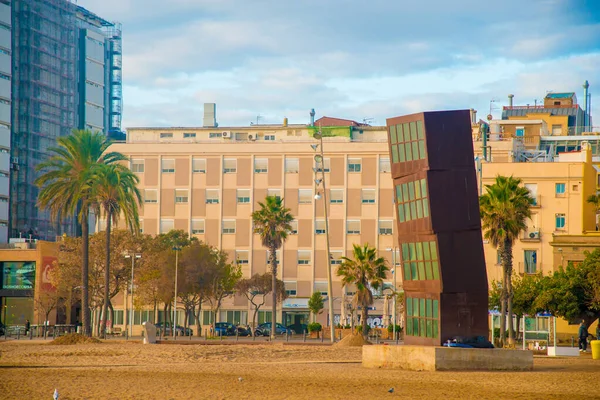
(363, 345, 533, 371)
(142, 321, 156, 344)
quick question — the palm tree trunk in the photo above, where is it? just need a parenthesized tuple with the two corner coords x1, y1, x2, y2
(101, 212, 112, 339)
(81, 210, 91, 337)
(270, 246, 278, 340)
(361, 300, 368, 340)
(504, 239, 515, 344)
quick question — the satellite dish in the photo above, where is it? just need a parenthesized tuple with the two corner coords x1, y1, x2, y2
(487, 114, 493, 121)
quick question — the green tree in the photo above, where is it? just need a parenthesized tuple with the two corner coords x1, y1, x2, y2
(251, 196, 293, 339)
(535, 249, 600, 328)
(479, 175, 533, 346)
(204, 251, 242, 328)
(93, 164, 142, 338)
(35, 129, 128, 336)
(236, 273, 286, 335)
(587, 194, 600, 230)
(337, 244, 388, 339)
(308, 291, 324, 323)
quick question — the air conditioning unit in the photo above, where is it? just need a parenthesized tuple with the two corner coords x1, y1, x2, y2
(528, 232, 540, 239)
(248, 134, 254, 141)
(222, 131, 230, 138)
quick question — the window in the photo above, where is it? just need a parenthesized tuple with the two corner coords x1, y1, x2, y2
(298, 250, 311, 265)
(160, 132, 173, 139)
(267, 189, 281, 199)
(161, 159, 175, 173)
(551, 125, 562, 135)
(555, 213, 566, 229)
(314, 282, 328, 296)
(401, 240, 440, 281)
(298, 189, 312, 204)
(316, 158, 330, 173)
(524, 250, 537, 274)
(183, 132, 196, 138)
(285, 158, 299, 173)
(284, 281, 297, 297)
(209, 132, 222, 138)
(236, 251, 249, 264)
(389, 121, 426, 163)
(330, 250, 343, 265)
(525, 183, 538, 206)
(206, 189, 219, 204)
(315, 220, 326, 234)
(348, 158, 362, 172)
(555, 183, 566, 196)
(264, 135, 275, 141)
(192, 158, 206, 173)
(191, 219, 205, 234)
(254, 158, 268, 173)
(222, 220, 236, 234)
(160, 219, 174, 234)
(330, 189, 344, 204)
(406, 297, 439, 339)
(572, 184, 579, 192)
(237, 189, 250, 203)
(515, 127, 525, 137)
(174, 189, 189, 203)
(362, 189, 376, 204)
(396, 179, 429, 223)
(290, 220, 298, 234)
(379, 220, 393, 235)
(131, 159, 144, 173)
(98, 219, 106, 232)
(144, 189, 158, 203)
(267, 250, 280, 264)
(347, 220, 360, 234)
(380, 157, 391, 173)
(224, 158, 237, 173)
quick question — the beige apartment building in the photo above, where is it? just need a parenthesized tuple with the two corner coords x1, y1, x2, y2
(106, 123, 402, 333)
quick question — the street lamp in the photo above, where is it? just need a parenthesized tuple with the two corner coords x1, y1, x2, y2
(311, 131, 335, 343)
(386, 247, 398, 343)
(172, 246, 181, 340)
(124, 253, 141, 339)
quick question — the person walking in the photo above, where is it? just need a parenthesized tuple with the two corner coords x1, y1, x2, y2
(578, 321, 589, 352)
(25, 319, 30, 335)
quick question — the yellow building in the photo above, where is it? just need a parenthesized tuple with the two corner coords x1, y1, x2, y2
(106, 122, 401, 334)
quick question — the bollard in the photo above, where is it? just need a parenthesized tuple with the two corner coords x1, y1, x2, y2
(286, 331, 289, 342)
(571, 336, 575, 347)
(253, 331, 256, 342)
(236, 329, 239, 342)
(29, 327, 33, 340)
(303, 331, 306, 342)
(17, 328, 20, 340)
(204, 329, 207, 340)
(321, 332, 324, 343)
(219, 329, 222, 341)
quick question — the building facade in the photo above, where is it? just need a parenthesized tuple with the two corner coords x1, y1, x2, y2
(106, 123, 401, 333)
(9, 0, 122, 241)
(0, 1, 11, 242)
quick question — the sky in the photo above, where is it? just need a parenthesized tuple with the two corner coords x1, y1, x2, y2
(78, 0, 600, 129)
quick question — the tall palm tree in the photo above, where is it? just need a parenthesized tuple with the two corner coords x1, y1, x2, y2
(35, 129, 128, 337)
(337, 244, 388, 340)
(479, 175, 533, 346)
(93, 164, 142, 338)
(586, 194, 600, 230)
(251, 196, 293, 339)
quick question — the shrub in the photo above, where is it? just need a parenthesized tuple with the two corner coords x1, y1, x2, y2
(356, 325, 371, 334)
(386, 324, 402, 334)
(307, 322, 322, 333)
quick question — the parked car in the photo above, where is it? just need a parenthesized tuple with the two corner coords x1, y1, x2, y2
(214, 322, 236, 336)
(287, 323, 308, 334)
(257, 322, 290, 336)
(155, 322, 193, 336)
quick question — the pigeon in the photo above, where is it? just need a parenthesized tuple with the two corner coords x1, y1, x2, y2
(388, 388, 394, 393)
(53, 389, 59, 400)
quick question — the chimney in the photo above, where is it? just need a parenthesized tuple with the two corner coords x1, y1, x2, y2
(470, 109, 477, 124)
(508, 94, 514, 107)
(310, 108, 316, 127)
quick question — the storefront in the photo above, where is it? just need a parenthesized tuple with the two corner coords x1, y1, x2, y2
(282, 298, 309, 333)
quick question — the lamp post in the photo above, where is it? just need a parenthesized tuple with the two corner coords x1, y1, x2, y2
(172, 246, 181, 340)
(124, 253, 142, 338)
(312, 131, 335, 343)
(386, 247, 398, 342)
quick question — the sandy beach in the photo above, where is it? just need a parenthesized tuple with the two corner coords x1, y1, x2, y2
(0, 340, 598, 400)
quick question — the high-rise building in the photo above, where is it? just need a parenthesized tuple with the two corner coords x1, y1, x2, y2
(0, 1, 12, 242)
(8, 0, 122, 241)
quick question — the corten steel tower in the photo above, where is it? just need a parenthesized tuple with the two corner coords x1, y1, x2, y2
(386, 110, 488, 346)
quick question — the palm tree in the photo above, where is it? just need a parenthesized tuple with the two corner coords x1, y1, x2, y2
(251, 196, 293, 339)
(337, 244, 388, 340)
(586, 194, 600, 230)
(93, 164, 142, 338)
(35, 129, 128, 337)
(479, 175, 533, 346)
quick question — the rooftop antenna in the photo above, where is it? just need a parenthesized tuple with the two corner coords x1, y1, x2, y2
(362, 117, 374, 125)
(255, 115, 263, 125)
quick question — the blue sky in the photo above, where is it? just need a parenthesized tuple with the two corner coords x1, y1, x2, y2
(79, 0, 600, 129)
